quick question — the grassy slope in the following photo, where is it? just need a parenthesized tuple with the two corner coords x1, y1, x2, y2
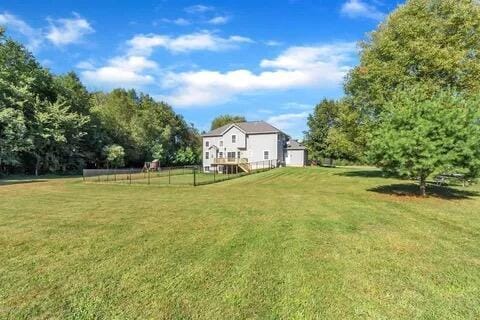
(1, 167, 479, 319)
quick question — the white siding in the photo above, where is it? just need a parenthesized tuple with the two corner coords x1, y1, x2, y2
(202, 126, 285, 171)
(202, 136, 220, 170)
(246, 133, 278, 169)
(286, 150, 306, 167)
(202, 126, 247, 171)
(221, 126, 246, 152)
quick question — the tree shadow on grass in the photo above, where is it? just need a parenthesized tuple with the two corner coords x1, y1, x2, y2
(0, 180, 47, 187)
(335, 170, 386, 178)
(368, 183, 479, 200)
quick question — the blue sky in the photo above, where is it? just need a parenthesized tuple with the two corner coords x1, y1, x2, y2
(1, 0, 402, 138)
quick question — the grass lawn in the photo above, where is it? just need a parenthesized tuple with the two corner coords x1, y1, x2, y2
(1, 167, 480, 319)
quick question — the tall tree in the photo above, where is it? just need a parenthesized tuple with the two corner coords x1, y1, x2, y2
(0, 29, 201, 174)
(210, 114, 246, 130)
(305, 99, 365, 162)
(54, 72, 100, 169)
(31, 100, 89, 175)
(369, 87, 480, 196)
(323, 101, 365, 162)
(173, 147, 199, 165)
(103, 144, 125, 169)
(0, 108, 31, 173)
(304, 99, 338, 161)
(91, 90, 200, 167)
(345, 0, 480, 117)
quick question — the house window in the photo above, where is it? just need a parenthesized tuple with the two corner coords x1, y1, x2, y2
(237, 152, 241, 158)
(264, 151, 269, 160)
(219, 152, 223, 158)
(205, 152, 209, 159)
(219, 141, 223, 147)
(232, 135, 236, 143)
(204, 166, 210, 172)
(205, 141, 209, 147)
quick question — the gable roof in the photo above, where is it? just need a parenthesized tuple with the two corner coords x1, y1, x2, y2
(202, 121, 283, 137)
(287, 139, 306, 150)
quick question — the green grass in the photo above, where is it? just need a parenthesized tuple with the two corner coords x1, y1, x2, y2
(1, 167, 480, 319)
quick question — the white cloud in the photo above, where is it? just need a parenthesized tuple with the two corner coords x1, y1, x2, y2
(79, 31, 253, 89)
(162, 43, 357, 107)
(127, 31, 253, 55)
(80, 56, 157, 88)
(267, 112, 310, 138)
(184, 4, 214, 14)
(46, 13, 94, 46)
(207, 16, 230, 25)
(173, 18, 191, 26)
(0, 12, 42, 50)
(161, 18, 191, 26)
(341, 0, 385, 20)
(0, 11, 94, 49)
(264, 40, 283, 47)
(75, 60, 95, 70)
(282, 102, 313, 110)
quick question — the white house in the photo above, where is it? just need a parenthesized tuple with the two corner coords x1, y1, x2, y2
(201, 121, 307, 173)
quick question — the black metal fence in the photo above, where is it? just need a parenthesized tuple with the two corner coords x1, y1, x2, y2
(82, 160, 277, 186)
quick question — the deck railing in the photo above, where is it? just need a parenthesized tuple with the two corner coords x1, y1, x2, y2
(213, 158, 248, 164)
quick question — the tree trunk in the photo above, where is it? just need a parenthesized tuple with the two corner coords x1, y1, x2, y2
(419, 176, 427, 197)
(35, 156, 41, 177)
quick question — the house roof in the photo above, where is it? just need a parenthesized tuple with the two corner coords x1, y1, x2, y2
(202, 121, 283, 137)
(287, 139, 306, 150)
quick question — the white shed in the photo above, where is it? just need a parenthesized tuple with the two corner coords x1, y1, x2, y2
(285, 140, 307, 167)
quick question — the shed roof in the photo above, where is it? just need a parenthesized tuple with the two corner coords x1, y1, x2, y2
(287, 139, 306, 150)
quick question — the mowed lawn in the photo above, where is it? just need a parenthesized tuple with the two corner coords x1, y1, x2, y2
(1, 167, 480, 319)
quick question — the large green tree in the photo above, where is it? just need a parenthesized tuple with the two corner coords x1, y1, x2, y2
(210, 114, 246, 130)
(103, 144, 125, 168)
(53, 72, 104, 170)
(91, 89, 200, 167)
(305, 99, 365, 162)
(31, 100, 89, 175)
(323, 101, 366, 162)
(346, 0, 480, 117)
(0, 27, 89, 174)
(0, 28, 201, 174)
(369, 87, 480, 196)
(304, 99, 338, 161)
(0, 108, 31, 172)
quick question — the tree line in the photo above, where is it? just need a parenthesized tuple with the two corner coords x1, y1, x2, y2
(304, 0, 480, 195)
(0, 28, 200, 176)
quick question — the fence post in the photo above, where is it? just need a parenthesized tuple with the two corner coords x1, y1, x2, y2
(193, 167, 197, 186)
(168, 167, 171, 184)
(129, 168, 132, 185)
(214, 167, 216, 182)
(114, 169, 117, 182)
(148, 169, 150, 185)
(83, 170, 85, 182)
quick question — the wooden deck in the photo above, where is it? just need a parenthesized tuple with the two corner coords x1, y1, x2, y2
(211, 158, 251, 173)
(212, 158, 248, 165)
